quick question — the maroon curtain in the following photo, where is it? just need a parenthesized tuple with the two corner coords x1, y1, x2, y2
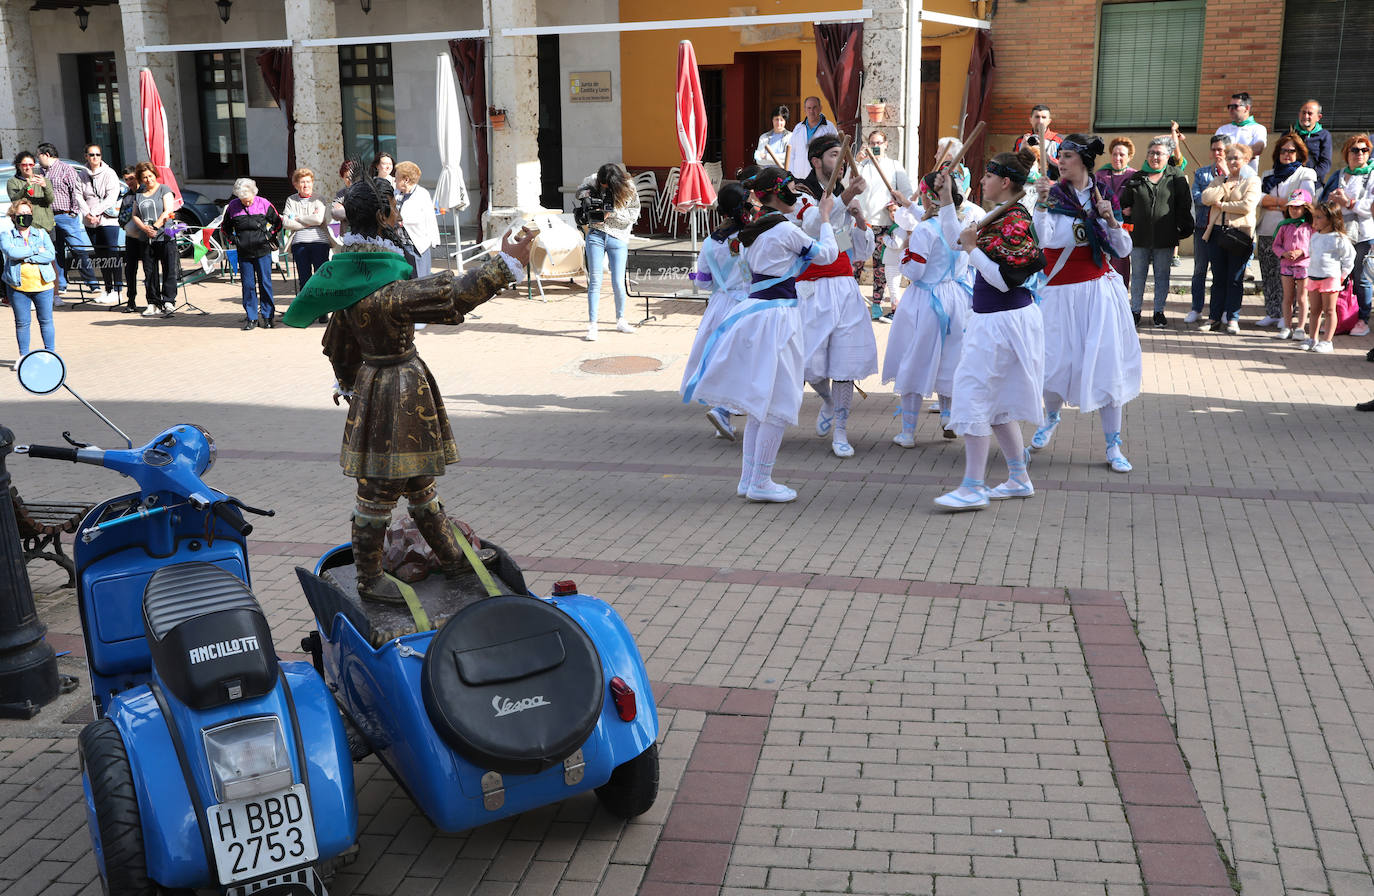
(813, 23, 864, 140)
(448, 38, 489, 218)
(961, 31, 996, 202)
(256, 49, 295, 176)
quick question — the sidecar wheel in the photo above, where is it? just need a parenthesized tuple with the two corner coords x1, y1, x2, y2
(79, 719, 156, 896)
(594, 744, 659, 818)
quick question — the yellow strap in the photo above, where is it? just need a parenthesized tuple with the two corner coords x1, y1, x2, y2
(452, 523, 503, 597)
(384, 573, 432, 632)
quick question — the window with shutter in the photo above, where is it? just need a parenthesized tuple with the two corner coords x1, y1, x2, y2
(1095, 0, 1206, 130)
(1276, 1, 1374, 131)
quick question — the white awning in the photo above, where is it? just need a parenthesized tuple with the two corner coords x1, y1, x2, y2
(137, 29, 489, 54)
(500, 9, 874, 37)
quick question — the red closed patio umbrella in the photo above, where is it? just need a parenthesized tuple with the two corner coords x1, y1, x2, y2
(139, 68, 181, 203)
(672, 40, 716, 259)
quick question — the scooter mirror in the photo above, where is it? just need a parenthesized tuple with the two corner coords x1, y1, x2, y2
(16, 350, 65, 395)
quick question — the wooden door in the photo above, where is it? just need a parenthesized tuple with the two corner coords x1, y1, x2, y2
(919, 48, 940, 176)
(759, 51, 801, 139)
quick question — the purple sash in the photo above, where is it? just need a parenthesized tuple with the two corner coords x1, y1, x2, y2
(750, 272, 798, 300)
(972, 275, 1033, 314)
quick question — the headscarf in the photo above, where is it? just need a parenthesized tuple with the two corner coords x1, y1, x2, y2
(1046, 180, 1113, 266)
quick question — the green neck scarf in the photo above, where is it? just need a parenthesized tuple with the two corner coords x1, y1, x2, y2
(282, 249, 415, 327)
(1293, 121, 1323, 137)
(1345, 161, 1374, 176)
(1272, 216, 1308, 239)
(1141, 163, 1166, 175)
(1232, 116, 1257, 128)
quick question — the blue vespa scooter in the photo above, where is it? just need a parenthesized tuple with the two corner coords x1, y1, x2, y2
(14, 351, 356, 896)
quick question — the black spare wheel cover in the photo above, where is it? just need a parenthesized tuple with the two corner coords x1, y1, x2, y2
(421, 595, 604, 775)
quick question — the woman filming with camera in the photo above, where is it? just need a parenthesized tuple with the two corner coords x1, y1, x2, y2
(576, 162, 640, 340)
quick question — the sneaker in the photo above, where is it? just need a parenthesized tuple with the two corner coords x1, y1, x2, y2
(706, 408, 736, 441)
(615, 318, 636, 334)
(876, 312, 892, 324)
(1226, 318, 1240, 335)
(1313, 340, 1334, 354)
(1292, 328, 1307, 342)
(1256, 315, 1280, 327)
(1353, 321, 1371, 337)
(1184, 310, 1201, 324)
(1133, 311, 1142, 326)
(1300, 338, 1315, 351)
(1199, 318, 1216, 332)
(90, 291, 120, 306)
(141, 305, 161, 317)
(746, 481, 797, 503)
(1152, 312, 1167, 328)
(1276, 327, 1292, 340)
(585, 322, 598, 341)
(892, 432, 916, 449)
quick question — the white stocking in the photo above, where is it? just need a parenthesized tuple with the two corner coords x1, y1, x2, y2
(809, 378, 832, 406)
(963, 434, 991, 483)
(991, 422, 1029, 482)
(749, 419, 786, 491)
(1099, 404, 1122, 440)
(899, 393, 922, 434)
(831, 381, 855, 442)
(740, 417, 759, 493)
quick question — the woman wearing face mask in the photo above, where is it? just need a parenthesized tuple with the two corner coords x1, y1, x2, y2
(222, 177, 284, 330)
(0, 199, 57, 353)
(1031, 134, 1141, 473)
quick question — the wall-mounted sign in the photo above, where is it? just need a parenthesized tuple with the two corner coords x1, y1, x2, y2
(570, 71, 613, 104)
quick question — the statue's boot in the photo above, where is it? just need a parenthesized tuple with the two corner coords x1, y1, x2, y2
(411, 498, 496, 589)
(352, 514, 404, 605)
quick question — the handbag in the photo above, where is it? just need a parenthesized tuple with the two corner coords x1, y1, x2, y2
(1335, 278, 1360, 335)
(1212, 223, 1253, 257)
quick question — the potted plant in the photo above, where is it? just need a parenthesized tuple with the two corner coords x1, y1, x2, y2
(865, 99, 886, 123)
(488, 106, 507, 129)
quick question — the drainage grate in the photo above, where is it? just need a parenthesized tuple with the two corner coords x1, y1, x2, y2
(579, 356, 664, 375)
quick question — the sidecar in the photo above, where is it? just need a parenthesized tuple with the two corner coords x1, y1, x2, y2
(296, 543, 659, 832)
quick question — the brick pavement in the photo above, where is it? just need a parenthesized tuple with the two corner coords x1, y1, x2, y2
(0, 269, 1372, 894)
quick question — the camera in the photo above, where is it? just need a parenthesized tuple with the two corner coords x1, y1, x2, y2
(574, 193, 606, 226)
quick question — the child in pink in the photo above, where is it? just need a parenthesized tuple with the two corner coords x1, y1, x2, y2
(1272, 188, 1314, 340)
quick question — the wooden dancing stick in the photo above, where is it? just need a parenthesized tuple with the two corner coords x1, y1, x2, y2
(946, 121, 985, 176)
(1171, 120, 1203, 168)
(856, 133, 896, 195)
(1033, 121, 1050, 177)
(765, 144, 785, 168)
(975, 192, 1028, 234)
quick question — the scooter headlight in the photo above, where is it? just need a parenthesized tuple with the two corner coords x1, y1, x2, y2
(202, 717, 293, 803)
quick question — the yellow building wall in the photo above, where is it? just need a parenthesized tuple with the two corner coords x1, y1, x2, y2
(618, 0, 983, 169)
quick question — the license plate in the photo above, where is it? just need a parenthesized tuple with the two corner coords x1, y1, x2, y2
(207, 783, 318, 885)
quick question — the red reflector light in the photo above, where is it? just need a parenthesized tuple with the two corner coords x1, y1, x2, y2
(551, 580, 578, 596)
(609, 676, 637, 721)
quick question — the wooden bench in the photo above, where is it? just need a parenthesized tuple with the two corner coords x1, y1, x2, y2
(10, 487, 93, 587)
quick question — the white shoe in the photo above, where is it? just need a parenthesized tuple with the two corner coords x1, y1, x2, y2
(1276, 327, 1292, 340)
(615, 318, 636, 334)
(706, 408, 736, 441)
(1226, 318, 1240, 335)
(1352, 321, 1371, 337)
(1183, 310, 1201, 324)
(585, 323, 598, 341)
(988, 479, 1035, 500)
(746, 481, 797, 503)
(90, 291, 119, 306)
(1256, 315, 1280, 327)
(892, 432, 916, 449)
(1300, 338, 1315, 351)
(934, 483, 989, 511)
(141, 305, 161, 317)
(832, 439, 855, 458)
(1290, 328, 1307, 341)
(1313, 340, 1334, 354)
(815, 405, 834, 437)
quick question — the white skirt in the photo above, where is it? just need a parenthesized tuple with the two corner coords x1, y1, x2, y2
(949, 303, 1046, 437)
(680, 288, 746, 396)
(882, 278, 971, 397)
(799, 276, 879, 382)
(1040, 271, 1142, 412)
(684, 298, 805, 427)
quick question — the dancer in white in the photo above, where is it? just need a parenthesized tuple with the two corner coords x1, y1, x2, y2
(682, 167, 838, 503)
(680, 182, 756, 440)
(882, 171, 985, 447)
(1031, 134, 1141, 473)
(935, 148, 1048, 510)
(795, 134, 879, 458)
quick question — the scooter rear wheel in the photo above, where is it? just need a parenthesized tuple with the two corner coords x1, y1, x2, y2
(79, 718, 156, 896)
(594, 744, 660, 819)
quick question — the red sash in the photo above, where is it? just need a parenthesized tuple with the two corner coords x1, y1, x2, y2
(798, 254, 854, 281)
(1043, 245, 1111, 285)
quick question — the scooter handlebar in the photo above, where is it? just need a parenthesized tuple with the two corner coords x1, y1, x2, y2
(212, 502, 253, 537)
(23, 444, 81, 462)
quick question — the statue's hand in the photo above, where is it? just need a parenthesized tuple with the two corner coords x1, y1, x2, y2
(501, 226, 535, 268)
(332, 381, 353, 406)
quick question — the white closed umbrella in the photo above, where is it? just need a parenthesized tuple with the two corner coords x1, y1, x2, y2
(434, 54, 470, 270)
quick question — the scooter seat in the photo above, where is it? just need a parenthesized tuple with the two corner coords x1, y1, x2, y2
(143, 562, 278, 710)
(421, 595, 603, 776)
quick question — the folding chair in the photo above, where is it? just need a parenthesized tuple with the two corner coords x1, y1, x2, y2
(657, 167, 680, 233)
(633, 171, 659, 233)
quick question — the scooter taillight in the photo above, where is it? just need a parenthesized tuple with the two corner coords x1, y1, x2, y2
(609, 677, 637, 722)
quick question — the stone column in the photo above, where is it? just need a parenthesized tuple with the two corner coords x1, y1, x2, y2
(285, 0, 344, 197)
(0, 2, 43, 157)
(862, 0, 912, 175)
(119, 0, 183, 181)
(481, 0, 542, 237)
